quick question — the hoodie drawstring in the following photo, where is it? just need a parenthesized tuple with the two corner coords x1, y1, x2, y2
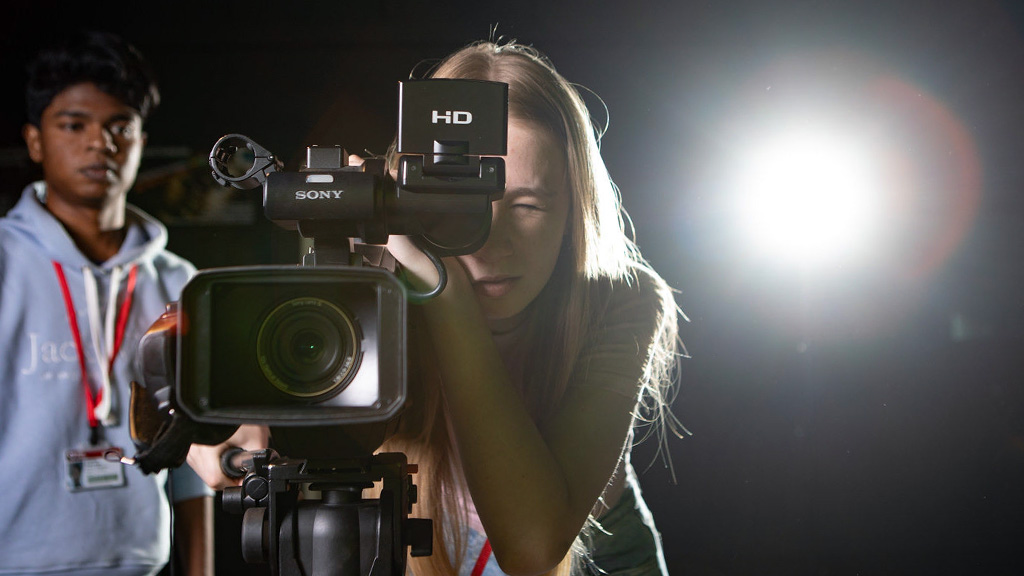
(53, 262, 138, 434)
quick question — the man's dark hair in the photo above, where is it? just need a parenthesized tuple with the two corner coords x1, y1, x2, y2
(25, 30, 160, 127)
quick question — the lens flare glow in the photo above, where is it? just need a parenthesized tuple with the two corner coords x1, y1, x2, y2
(734, 128, 881, 267)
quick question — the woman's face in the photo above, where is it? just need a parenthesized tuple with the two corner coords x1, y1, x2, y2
(455, 119, 571, 321)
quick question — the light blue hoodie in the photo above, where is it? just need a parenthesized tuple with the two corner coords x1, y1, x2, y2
(0, 183, 209, 576)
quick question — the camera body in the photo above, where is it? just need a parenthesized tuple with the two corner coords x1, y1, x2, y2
(174, 265, 405, 425)
(134, 78, 507, 462)
(129, 77, 509, 576)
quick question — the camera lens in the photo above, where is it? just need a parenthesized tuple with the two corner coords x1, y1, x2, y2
(291, 330, 325, 363)
(256, 297, 361, 398)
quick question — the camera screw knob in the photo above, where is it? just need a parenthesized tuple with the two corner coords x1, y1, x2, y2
(243, 474, 271, 503)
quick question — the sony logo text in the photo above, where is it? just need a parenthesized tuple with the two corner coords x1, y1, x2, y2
(432, 110, 473, 125)
(295, 190, 345, 200)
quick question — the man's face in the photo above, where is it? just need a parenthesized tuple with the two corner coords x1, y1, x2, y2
(23, 82, 146, 212)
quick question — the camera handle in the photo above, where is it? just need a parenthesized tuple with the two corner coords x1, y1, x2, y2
(209, 133, 486, 303)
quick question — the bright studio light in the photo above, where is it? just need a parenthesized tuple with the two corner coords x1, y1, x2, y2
(735, 127, 881, 268)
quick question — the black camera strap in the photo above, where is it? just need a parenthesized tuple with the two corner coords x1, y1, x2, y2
(128, 380, 238, 474)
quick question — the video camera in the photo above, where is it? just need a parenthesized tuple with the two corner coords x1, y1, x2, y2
(128, 79, 508, 576)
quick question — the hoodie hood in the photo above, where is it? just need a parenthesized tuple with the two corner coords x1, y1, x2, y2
(2, 182, 169, 270)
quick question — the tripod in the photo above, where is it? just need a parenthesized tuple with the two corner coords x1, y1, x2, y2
(222, 448, 432, 576)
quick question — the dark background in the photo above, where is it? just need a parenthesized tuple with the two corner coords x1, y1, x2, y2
(3, 1, 1023, 574)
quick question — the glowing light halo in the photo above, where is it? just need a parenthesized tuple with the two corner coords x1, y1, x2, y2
(732, 121, 884, 269)
(867, 75, 982, 280)
(714, 51, 981, 282)
(695, 48, 984, 342)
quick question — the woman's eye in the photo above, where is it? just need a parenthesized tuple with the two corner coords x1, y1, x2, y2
(513, 203, 544, 212)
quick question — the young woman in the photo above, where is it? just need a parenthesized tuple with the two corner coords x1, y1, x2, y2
(380, 40, 684, 576)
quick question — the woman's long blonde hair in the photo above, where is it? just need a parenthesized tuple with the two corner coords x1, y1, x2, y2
(384, 39, 685, 576)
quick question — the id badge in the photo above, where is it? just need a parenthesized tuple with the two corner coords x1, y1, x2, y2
(64, 446, 126, 492)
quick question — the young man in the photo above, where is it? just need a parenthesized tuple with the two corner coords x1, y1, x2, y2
(0, 30, 214, 575)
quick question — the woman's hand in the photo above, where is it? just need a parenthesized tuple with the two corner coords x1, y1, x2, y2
(185, 424, 270, 490)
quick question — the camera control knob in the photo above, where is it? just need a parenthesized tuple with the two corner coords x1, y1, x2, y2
(406, 518, 433, 557)
(241, 507, 268, 563)
(243, 474, 271, 503)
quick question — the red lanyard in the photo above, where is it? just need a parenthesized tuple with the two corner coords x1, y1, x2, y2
(53, 261, 138, 429)
(471, 539, 492, 576)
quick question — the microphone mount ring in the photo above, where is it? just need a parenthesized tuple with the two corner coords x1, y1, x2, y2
(209, 133, 281, 190)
